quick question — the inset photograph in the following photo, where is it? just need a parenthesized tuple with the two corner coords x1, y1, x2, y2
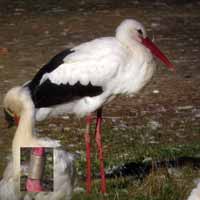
(20, 147, 53, 192)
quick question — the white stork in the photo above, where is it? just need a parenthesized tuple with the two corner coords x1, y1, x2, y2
(4, 19, 174, 193)
(1, 87, 76, 200)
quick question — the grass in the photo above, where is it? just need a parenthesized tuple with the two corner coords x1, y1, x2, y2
(72, 168, 197, 200)
(69, 124, 200, 200)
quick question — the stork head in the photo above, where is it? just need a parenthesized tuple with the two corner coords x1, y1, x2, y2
(3, 86, 32, 128)
(116, 19, 174, 71)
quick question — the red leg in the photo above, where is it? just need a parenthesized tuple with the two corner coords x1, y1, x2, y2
(26, 147, 44, 192)
(95, 108, 106, 193)
(85, 115, 92, 193)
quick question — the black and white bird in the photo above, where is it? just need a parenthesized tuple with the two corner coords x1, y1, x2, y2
(4, 19, 174, 193)
(1, 87, 76, 200)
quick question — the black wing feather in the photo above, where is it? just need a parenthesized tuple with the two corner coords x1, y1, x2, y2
(32, 80, 103, 108)
(28, 48, 103, 108)
(28, 49, 74, 92)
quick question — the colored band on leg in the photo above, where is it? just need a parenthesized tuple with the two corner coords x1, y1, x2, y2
(28, 148, 45, 180)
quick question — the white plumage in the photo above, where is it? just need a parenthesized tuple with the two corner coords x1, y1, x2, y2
(0, 87, 76, 200)
(42, 38, 124, 86)
(187, 182, 200, 200)
(30, 19, 167, 121)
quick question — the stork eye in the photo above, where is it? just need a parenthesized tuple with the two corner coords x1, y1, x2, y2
(137, 29, 143, 36)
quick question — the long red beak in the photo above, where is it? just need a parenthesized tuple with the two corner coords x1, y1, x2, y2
(142, 37, 174, 71)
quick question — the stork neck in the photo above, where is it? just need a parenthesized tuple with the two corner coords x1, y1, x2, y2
(14, 108, 35, 143)
(12, 103, 35, 176)
(110, 37, 155, 95)
(116, 28, 141, 49)
(117, 35, 150, 64)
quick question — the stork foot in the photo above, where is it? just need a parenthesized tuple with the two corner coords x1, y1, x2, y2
(26, 179, 43, 192)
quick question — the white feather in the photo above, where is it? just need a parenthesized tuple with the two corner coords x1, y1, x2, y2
(40, 38, 127, 87)
(187, 182, 200, 200)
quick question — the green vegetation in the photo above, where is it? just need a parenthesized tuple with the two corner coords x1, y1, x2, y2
(66, 124, 200, 200)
